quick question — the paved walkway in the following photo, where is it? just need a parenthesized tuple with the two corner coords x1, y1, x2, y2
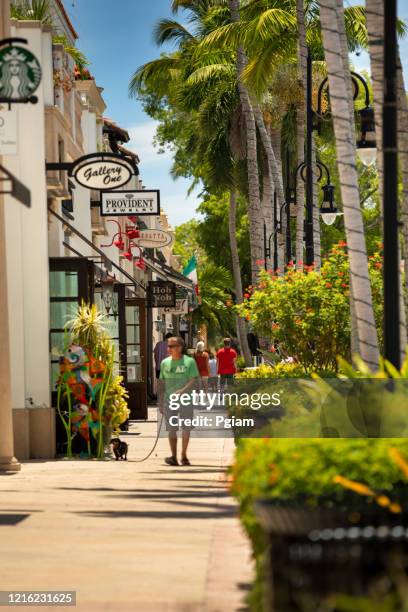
(0, 409, 253, 611)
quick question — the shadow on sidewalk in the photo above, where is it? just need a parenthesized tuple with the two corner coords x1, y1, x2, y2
(73, 508, 237, 519)
(103, 489, 230, 499)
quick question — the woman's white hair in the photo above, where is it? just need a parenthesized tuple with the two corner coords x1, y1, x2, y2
(196, 341, 205, 352)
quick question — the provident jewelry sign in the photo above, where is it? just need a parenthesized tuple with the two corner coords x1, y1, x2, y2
(101, 190, 160, 216)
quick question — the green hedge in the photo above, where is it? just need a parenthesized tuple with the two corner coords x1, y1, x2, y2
(231, 438, 408, 610)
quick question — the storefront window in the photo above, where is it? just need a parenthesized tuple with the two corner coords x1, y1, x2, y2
(50, 270, 78, 298)
(126, 303, 142, 382)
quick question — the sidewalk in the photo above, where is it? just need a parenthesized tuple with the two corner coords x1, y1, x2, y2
(0, 409, 253, 611)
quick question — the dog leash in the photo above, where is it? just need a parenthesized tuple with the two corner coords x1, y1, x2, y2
(129, 412, 165, 463)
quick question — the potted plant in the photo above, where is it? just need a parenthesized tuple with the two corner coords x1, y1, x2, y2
(232, 437, 408, 610)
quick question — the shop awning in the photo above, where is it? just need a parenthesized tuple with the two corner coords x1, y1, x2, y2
(152, 258, 195, 291)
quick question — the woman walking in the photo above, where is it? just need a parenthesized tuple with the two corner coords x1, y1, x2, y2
(194, 341, 210, 395)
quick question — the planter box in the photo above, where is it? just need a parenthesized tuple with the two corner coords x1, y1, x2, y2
(255, 499, 408, 611)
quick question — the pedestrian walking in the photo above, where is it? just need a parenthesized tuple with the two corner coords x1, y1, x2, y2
(208, 352, 218, 392)
(194, 340, 210, 395)
(216, 338, 237, 393)
(158, 336, 199, 466)
(153, 332, 173, 379)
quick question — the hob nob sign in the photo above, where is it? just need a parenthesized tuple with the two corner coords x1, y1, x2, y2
(101, 190, 160, 216)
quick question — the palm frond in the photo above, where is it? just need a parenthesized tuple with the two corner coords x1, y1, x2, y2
(129, 55, 182, 98)
(254, 8, 297, 42)
(153, 19, 195, 46)
(186, 63, 235, 85)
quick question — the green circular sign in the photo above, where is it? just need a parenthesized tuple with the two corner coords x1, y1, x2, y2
(0, 45, 42, 100)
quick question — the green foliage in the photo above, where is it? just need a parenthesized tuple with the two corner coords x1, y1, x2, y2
(11, 0, 52, 24)
(191, 263, 235, 343)
(236, 362, 306, 379)
(237, 242, 384, 371)
(232, 438, 408, 511)
(53, 35, 90, 71)
(196, 193, 251, 288)
(173, 219, 206, 268)
(104, 375, 130, 435)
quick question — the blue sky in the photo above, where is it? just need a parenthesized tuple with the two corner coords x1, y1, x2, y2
(63, 0, 408, 228)
(62, 0, 200, 228)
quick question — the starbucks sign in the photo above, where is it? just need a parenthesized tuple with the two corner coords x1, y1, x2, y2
(0, 42, 42, 102)
(71, 154, 134, 190)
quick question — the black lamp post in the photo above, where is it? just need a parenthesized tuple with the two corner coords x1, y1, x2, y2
(294, 160, 342, 228)
(263, 192, 288, 271)
(305, 48, 314, 266)
(383, 0, 400, 368)
(316, 70, 377, 167)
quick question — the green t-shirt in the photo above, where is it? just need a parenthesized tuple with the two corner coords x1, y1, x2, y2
(159, 355, 199, 400)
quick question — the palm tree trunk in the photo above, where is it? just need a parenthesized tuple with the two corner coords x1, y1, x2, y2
(366, 0, 407, 360)
(335, 0, 359, 357)
(262, 151, 274, 272)
(229, 0, 263, 283)
(319, 0, 379, 369)
(229, 190, 252, 366)
(296, 0, 307, 269)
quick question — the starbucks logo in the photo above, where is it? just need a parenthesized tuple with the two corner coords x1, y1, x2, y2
(0, 45, 42, 101)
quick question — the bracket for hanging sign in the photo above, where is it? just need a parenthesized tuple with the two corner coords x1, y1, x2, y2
(0, 163, 31, 207)
(46, 152, 139, 190)
(0, 38, 42, 108)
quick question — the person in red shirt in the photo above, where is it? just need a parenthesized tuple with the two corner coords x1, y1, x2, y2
(194, 341, 210, 394)
(216, 338, 237, 392)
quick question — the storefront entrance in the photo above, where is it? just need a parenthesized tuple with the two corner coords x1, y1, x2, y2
(49, 257, 148, 425)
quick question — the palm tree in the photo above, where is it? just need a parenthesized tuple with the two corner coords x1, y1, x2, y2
(366, 0, 407, 359)
(228, 190, 253, 364)
(319, 0, 379, 369)
(296, 0, 307, 269)
(229, 0, 264, 282)
(191, 263, 236, 344)
(201, 0, 368, 270)
(130, 1, 254, 359)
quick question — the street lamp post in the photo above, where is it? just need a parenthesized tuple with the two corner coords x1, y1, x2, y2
(305, 48, 314, 266)
(383, 0, 400, 368)
(263, 192, 288, 271)
(294, 160, 343, 228)
(286, 149, 292, 264)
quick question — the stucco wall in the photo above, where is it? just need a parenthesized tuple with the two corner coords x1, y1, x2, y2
(4, 22, 51, 409)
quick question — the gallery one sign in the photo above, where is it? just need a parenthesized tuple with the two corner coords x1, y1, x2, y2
(72, 154, 134, 190)
(134, 229, 173, 248)
(101, 190, 160, 216)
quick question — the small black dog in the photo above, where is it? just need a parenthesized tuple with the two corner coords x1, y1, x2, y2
(110, 438, 128, 461)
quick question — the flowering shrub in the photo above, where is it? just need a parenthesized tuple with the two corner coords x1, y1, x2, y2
(237, 243, 383, 372)
(74, 64, 93, 80)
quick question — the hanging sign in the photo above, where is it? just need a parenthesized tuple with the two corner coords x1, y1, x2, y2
(72, 154, 134, 190)
(134, 229, 173, 248)
(162, 298, 188, 315)
(0, 39, 42, 104)
(147, 281, 176, 308)
(0, 107, 17, 154)
(100, 190, 160, 216)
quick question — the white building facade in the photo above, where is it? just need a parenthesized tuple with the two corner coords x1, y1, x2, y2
(1, 1, 193, 463)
